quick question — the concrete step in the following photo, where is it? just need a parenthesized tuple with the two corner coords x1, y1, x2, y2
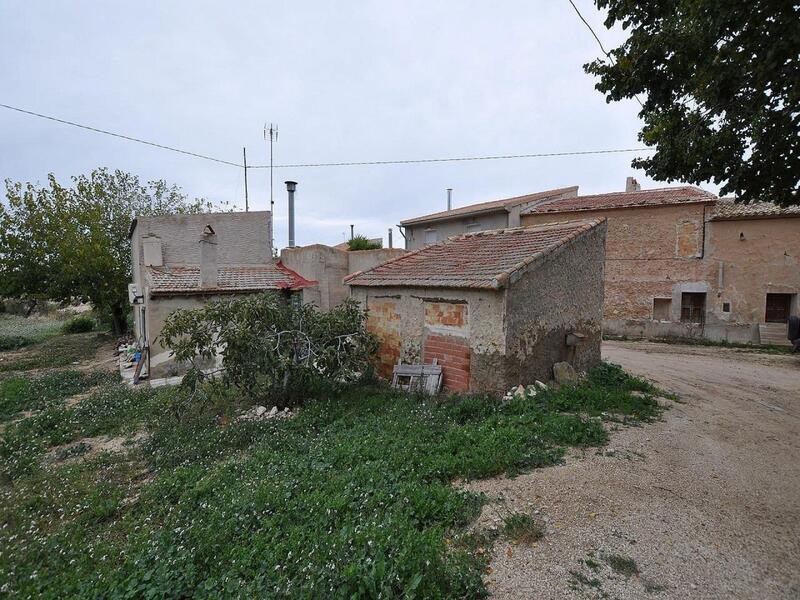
(758, 323, 792, 347)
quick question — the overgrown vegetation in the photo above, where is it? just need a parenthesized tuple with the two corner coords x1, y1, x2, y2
(62, 315, 95, 334)
(0, 320, 671, 597)
(347, 234, 382, 251)
(161, 293, 377, 407)
(501, 511, 545, 544)
(0, 313, 65, 351)
(0, 330, 110, 373)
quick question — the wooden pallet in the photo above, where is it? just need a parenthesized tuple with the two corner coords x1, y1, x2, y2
(391, 360, 443, 395)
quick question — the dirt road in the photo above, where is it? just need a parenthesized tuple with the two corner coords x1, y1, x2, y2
(469, 341, 800, 599)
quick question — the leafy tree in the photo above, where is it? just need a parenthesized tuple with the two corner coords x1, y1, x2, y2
(0, 168, 216, 333)
(585, 1, 799, 206)
(160, 293, 377, 407)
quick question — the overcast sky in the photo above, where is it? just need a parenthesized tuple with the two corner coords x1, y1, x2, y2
(0, 1, 719, 248)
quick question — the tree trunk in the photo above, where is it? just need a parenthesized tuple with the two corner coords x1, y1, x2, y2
(110, 303, 128, 336)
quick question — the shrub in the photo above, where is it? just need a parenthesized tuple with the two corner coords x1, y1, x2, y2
(0, 335, 30, 351)
(161, 293, 378, 407)
(62, 316, 95, 334)
(347, 234, 382, 250)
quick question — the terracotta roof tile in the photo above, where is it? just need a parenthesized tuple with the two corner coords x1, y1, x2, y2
(399, 186, 579, 226)
(710, 198, 800, 220)
(147, 262, 315, 296)
(345, 219, 604, 290)
(523, 186, 715, 214)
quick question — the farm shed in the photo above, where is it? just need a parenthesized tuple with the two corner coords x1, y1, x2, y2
(344, 219, 607, 393)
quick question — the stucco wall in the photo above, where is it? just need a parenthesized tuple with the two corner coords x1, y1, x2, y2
(404, 212, 509, 250)
(132, 211, 272, 270)
(349, 286, 507, 392)
(504, 221, 606, 382)
(281, 245, 407, 311)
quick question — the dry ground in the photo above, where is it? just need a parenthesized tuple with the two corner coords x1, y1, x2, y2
(466, 340, 800, 599)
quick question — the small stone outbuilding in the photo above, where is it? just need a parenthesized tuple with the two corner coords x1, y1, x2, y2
(344, 219, 607, 393)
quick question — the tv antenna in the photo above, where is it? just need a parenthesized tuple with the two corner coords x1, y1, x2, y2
(264, 123, 278, 213)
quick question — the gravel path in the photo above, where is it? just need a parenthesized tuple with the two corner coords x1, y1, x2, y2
(465, 341, 800, 599)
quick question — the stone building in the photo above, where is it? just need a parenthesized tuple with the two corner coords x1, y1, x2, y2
(345, 219, 607, 392)
(129, 211, 314, 379)
(399, 186, 578, 250)
(281, 244, 407, 311)
(521, 184, 800, 344)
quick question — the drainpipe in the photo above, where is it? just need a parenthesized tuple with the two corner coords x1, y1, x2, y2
(285, 181, 297, 248)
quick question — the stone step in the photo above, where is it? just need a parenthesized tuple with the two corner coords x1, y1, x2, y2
(758, 323, 792, 347)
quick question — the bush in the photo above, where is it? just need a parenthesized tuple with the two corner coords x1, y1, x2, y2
(347, 234, 382, 250)
(0, 335, 30, 351)
(161, 293, 378, 407)
(62, 316, 95, 334)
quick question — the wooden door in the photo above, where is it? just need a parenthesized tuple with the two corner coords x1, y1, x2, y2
(765, 294, 791, 323)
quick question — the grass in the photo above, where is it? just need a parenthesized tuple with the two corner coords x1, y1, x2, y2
(0, 330, 111, 373)
(501, 512, 544, 544)
(0, 370, 113, 422)
(0, 313, 65, 351)
(0, 349, 668, 597)
(604, 553, 639, 578)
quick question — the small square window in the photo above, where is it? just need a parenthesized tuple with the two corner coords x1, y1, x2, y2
(424, 229, 437, 244)
(722, 302, 731, 313)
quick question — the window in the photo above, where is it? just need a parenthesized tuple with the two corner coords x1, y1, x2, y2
(722, 302, 731, 313)
(653, 298, 671, 321)
(424, 229, 437, 244)
(680, 292, 706, 323)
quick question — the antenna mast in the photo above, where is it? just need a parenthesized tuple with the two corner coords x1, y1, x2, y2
(264, 123, 278, 248)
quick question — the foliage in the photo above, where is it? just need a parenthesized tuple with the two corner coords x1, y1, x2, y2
(0, 169, 221, 333)
(347, 234, 382, 251)
(62, 315, 95, 334)
(161, 293, 378, 407)
(586, 1, 799, 206)
(0, 355, 665, 597)
(0, 313, 64, 346)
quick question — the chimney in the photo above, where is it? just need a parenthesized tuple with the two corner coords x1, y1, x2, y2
(388, 227, 393, 248)
(625, 177, 641, 192)
(447, 188, 452, 210)
(350, 224, 354, 240)
(285, 181, 297, 248)
(199, 225, 218, 288)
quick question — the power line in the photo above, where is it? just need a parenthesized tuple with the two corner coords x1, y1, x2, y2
(1, 101, 652, 170)
(251, 147, 652, 169)
(566, 0, 645, 108)
(0, 102, 243, 168)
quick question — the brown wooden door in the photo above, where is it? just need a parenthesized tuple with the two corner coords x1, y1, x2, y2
(765, 294, 792, 323)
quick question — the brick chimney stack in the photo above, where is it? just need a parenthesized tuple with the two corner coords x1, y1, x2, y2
(625, 177, 641, 192)
(199, 225, 218, 288)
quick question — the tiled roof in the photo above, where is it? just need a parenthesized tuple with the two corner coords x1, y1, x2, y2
(345, 219, 604, 290)
(147, 262, 316, 296)
(400, 186, 579, 226)
(523, 186, 715, 214)
(710, 198, 800, 220)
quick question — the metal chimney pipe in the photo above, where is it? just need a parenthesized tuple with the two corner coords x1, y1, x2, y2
(447, 188, 452, 211)
(285, 181, 297, 248)
(350, 224, 354, 240)
(388, 227, 393, 248)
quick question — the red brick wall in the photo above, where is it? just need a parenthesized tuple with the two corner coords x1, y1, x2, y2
(423, 334, 471, 392)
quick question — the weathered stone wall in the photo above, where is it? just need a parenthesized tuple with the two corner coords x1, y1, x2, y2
(504, 222, 606, 382)
(522, 203, 708, 322)
(348, 286, 506, 392)
(524, 204, 800, 342)
(705, 217, 800, 325)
